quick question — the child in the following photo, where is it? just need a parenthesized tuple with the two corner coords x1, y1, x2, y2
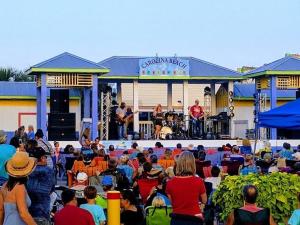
(95, 175, 114, 210)
(80, 186, 106, 225)
(288, 193, 300, 225)
(205, 166, 221, 190)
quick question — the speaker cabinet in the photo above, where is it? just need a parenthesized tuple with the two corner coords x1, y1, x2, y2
(50, 89, 69, 113)
(48, 113, 76, 141)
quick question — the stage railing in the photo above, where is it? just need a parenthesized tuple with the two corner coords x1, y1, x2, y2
(139, 121, 154, 140)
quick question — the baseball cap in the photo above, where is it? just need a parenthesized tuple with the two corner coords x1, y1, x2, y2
(77, 172, 88, 183)
(102, 175, 113, 186)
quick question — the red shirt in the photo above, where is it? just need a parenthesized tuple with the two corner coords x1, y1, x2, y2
(190, 105, 204, 119)
(166, 176, 206, 216)
(54, 205, 95, 225)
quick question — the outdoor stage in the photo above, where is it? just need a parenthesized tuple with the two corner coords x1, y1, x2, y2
(50, 139, 300, 152)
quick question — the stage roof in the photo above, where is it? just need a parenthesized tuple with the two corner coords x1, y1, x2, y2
(0, 82, 81, 99)
(98, 56, 242, 80)
(234, 83, 296, 100)
(27, 52, 109, 75)
(245, 56, 300, 78)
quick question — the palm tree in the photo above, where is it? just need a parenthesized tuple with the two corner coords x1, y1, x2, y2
(0, 67, 33, 81)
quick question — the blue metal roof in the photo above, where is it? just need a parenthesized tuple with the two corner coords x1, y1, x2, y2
(31, 52, 106, 69)
(0, 82, 80, 98)
(98, 56, 241, 77)
(245, 56, 300, 76)
(234, 83, 296, 99)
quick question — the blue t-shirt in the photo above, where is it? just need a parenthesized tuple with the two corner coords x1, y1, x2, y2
(289, 209, 300, 225)
(0, 144, 16, 179)
(279, 149, 294, 160)
(80, 203, 106, 224)
(117, 165, 133, 184)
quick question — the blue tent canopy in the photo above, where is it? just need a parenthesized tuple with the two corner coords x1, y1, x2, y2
(258, 98, 300, 129)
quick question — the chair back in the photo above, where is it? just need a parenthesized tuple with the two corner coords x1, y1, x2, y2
(158, 159, 175, 170)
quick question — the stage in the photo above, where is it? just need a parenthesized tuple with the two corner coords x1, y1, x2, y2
(50, 139, 300, 152)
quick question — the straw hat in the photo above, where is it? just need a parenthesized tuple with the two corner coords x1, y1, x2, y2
(6, 152, 36, 178)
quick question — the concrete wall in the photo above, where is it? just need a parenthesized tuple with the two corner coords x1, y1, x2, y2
(0, 99, 81, 134)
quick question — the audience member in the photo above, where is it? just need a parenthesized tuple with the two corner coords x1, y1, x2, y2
(288, 193, 300, 225)
(239, 154, 259, 175)
(0, 152, 37, 225)
(35, 129, 53, 168)
(27, 125, 35, 140)
(279, 142, 294, 160)
(205, 166, 221, 190)
(166, 151, 207, 224)
(54, 189, 95, 225)
(117, 155, 134, 184)
(226, 185, 276, 225)
(27, 147, 55, 224)
(120, 189, 144, 225)
(80, 186, 106, 225)
(0, 130, 16, 185)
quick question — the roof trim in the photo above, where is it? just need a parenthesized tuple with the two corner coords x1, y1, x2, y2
(0, 96, 80, 100)
(244, 70, 300, 78)
(28, 68, 109, 74)
(98, 75, 243, 80)
(233, 97, 296, 101)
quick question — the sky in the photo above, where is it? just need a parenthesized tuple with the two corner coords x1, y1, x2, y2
(0, 0, 300, 71)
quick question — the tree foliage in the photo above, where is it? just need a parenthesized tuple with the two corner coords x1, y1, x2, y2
(0, 67, 33, 81)
(213, 173, 300, 224)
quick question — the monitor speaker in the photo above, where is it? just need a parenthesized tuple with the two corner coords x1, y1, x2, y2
(50, 89, 69, 113)
(48, 113, 75, 141)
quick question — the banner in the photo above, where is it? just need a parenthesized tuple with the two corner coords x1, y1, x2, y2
(139, 57, 189, 76)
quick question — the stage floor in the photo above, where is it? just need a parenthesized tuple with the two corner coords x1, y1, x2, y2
(50, 139, 300, 151)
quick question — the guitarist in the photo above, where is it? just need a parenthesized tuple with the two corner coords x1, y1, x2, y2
(116, 102, 127, 139)
(189, 99, 204, 138)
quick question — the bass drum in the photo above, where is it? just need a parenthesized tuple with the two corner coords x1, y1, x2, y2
(159, 126, 173, 140)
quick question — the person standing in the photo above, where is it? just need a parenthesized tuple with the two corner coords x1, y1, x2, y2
(35, 129, 54, 168)
(153, 104, 164, 139)
(27, 147, 55, 225)
(0, 151, 37, 225)
(27, 125, 35, 140)
(54, 189, 95, 225)
(166, 151, 207, 225)
(0, 130, 16, 186)
(189, 99, 204, 138)
(116, 102, 127, 140)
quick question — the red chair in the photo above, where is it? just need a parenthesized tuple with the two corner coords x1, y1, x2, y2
(137, 178, 159, 204)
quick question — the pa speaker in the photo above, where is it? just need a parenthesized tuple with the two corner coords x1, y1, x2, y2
(50, 89, 69, 113)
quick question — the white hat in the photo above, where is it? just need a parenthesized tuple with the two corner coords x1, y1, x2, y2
(76, 172, 88, 183)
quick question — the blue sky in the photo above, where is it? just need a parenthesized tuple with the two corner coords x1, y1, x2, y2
(0, 0, 300, 70)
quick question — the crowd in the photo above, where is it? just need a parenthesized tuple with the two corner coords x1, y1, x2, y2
(0, 126, 300, 225)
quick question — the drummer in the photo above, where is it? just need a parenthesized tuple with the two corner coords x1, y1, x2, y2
(153, 104, 164, 139)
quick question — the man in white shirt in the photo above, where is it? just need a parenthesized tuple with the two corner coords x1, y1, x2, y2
(116, 102, 127, 139)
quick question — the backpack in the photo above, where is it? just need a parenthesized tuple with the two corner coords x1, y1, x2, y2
(145, 206, 172, 225)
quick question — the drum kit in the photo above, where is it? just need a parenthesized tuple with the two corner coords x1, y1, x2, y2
(158, 111, 188, 140)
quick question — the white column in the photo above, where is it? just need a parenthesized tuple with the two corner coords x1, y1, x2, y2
(183, 81, 189, 129)
(228, 81, 234, 138)
(133, 80, 139, 133)
(167, 82, 172, 111)
(116, 82, 122, 103)
(211, 83, 216, 115)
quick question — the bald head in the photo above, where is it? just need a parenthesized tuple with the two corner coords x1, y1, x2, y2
(243, 185, 258, 204)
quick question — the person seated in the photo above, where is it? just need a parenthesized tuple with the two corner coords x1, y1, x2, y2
(160, 148, 173, 160)
(226, 185, 276, 225)
(95, 175, 114, 211)
(256, 141, 272, 158)
(54, 189, 94, 225)
(204, 166, 221, 190)
(288, 193, 300, 225)
(256, 153, 274, 174)
(150, 155, 163, 171)
(172, 143, 183, 158)
(279, 142, 294, 160)
(195, 150, 211, 178)
(240, 139, 252, 155)
(80, 186, 106, 225)
(230, 146, 245, 164)
(146, 178, 171, 207)
(239, 154, 259, 175)
(121, 190, 144, 225)
(117, 155, 134, 184)
(99, 159, 129, 191)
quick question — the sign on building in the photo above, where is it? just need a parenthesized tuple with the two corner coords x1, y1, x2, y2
(139, 57, 189, 76)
